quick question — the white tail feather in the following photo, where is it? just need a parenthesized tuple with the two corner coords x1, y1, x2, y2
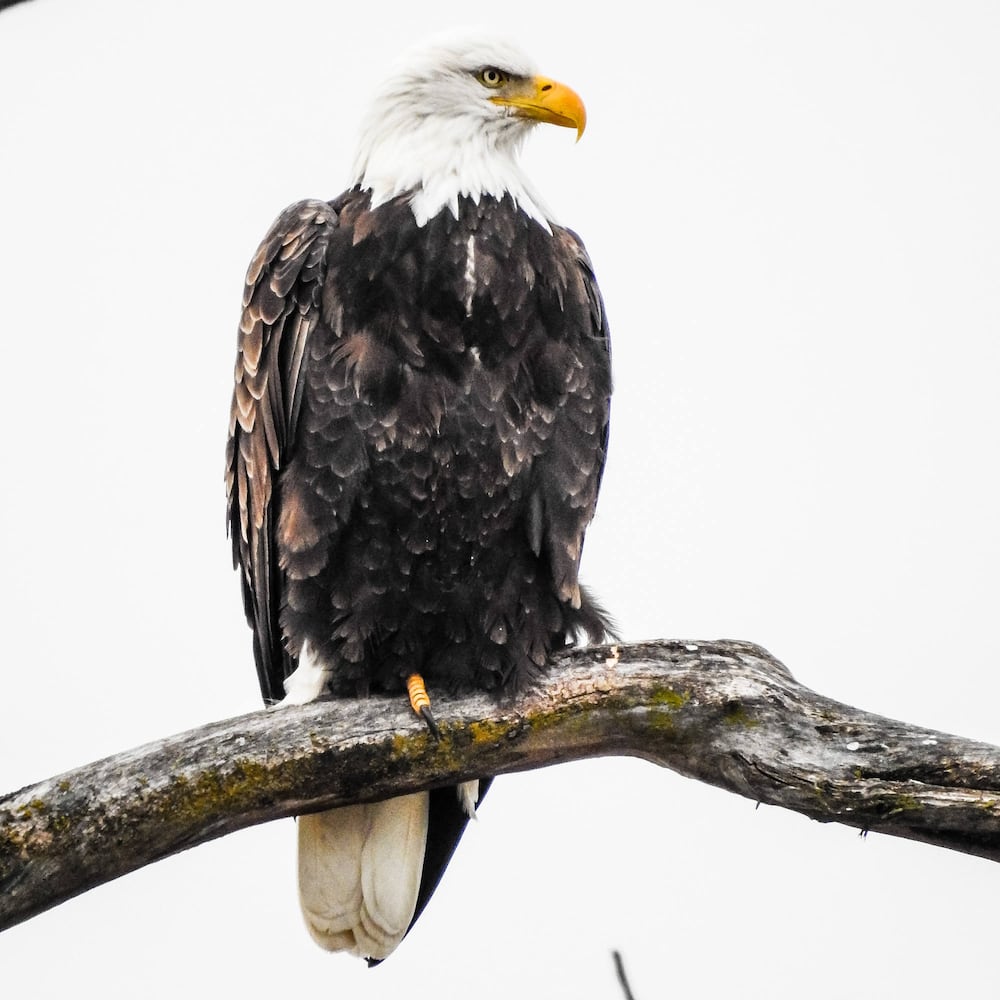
(457, 779, 480, 819)
(298, 793, 430, 959)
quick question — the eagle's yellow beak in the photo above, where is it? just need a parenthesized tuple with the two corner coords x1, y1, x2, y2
(490, 76, 587, 140)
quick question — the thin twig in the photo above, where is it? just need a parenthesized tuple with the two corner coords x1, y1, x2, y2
(612, 950, 636, 1000)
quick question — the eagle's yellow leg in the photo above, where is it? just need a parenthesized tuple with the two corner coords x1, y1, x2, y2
(406, 673, 440, 739)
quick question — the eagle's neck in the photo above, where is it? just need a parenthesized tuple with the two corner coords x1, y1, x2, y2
(351, 112, 553, 231)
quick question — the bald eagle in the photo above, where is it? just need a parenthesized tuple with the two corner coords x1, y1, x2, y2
(226, 31, 613, 961)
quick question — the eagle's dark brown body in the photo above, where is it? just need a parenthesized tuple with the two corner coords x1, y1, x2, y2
(227, 184, 612, 955)
(229, 189, 612, 706)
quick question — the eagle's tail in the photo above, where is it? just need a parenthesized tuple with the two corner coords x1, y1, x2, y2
(297, 793, 430, 960)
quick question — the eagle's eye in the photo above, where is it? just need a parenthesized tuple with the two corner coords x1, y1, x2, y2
(477, 67, 508, 89)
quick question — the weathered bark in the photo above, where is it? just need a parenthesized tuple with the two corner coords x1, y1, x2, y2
(2, 639, 999, 933)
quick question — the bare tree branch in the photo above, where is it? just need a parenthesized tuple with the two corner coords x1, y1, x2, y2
(3, 639, 1000, 934)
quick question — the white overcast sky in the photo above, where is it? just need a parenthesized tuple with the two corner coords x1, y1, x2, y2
(2, 1, 999, 997)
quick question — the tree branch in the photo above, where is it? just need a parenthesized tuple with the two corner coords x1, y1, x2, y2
(613, 950, 638, 1000)
(3, 638, 1000, 933)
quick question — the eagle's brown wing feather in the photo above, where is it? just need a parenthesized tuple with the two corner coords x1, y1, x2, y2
(226, 199, 340, 703)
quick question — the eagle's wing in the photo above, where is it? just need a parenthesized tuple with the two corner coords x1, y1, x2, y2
(226, 199, 340, 704)
(532, 227, 613, 622)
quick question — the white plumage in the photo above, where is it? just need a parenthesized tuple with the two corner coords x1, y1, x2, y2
(352, 30, 554, 228)
(298, 795, 429, 958)
(283, 647, 430, 958)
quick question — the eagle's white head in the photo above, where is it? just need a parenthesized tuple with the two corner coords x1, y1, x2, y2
(351, 31, 586, 229)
